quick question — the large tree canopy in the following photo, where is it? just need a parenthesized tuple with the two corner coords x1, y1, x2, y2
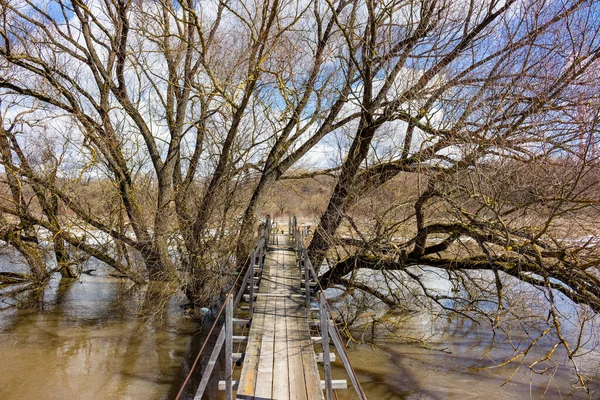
(1, 0, 600, 390)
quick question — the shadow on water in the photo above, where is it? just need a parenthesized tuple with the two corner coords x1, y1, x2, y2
(328, 313, 600, 400)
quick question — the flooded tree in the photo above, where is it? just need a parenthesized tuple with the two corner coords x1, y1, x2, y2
(1, 0, 600, 391)
(301, 0, 600, 392)
(0, 0, 356, 302)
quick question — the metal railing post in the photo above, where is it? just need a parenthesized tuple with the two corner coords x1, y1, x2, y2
(328, 322, 368, 400)
(259, 239, 265, 281)
(225, 294, 233, 400)
(259, 239, 264, 268)
(292, 216, 296, 242)
(235, 260, 251, 310)
(297, 232, 302, 263)
(304, 250, 310, 311)
(298, 242, 302, 274)
(265, 215, 271, 245)
(249, 250, 255, 319)
(320, 293, 333, 400)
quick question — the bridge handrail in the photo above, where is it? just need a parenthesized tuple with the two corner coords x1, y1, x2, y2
(291, 215, 368, 400)
(175, 215, 272, 400)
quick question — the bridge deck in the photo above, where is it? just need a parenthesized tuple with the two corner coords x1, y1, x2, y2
(236, 234, 323, 400)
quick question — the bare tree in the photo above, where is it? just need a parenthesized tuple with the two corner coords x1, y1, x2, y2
(0, 0, 361, 301)
(1, 4, 600, 390)
(296, 0, 600, 391)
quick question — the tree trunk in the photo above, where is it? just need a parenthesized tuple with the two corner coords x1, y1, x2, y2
(54, 234, 78, 278)
(308, 122, 378, 269)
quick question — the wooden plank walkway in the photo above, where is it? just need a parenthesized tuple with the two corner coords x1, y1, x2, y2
(236, 234, 324, 400)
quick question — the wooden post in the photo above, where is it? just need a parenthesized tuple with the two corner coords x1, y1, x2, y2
(249, 250, 255, 319)
(225, 294, 233, 400)
(320, 293, 333, 400)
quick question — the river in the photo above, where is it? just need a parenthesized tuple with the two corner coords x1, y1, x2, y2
(0, 260, 598, 399)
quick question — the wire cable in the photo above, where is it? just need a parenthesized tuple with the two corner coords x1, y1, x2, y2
(174, 221, 271, 400)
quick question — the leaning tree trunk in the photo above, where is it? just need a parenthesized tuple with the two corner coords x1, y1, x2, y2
(308, 122, 378, 270)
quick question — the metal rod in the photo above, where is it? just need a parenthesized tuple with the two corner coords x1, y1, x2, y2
(194, 327, 225, 399)
(234, 259, 252, 310)
(249, 250, 255, 319)
(320, 293, 333, 400)
(298, 235, 303, 274)
(259, 239, 264, 275)
(304, 250, 310, 312)
(225, 294, 233, 400)
(297, 231, 302, 263)
(329, 322, 368, 400)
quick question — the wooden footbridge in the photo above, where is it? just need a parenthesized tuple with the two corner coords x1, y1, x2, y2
(177, 216, 367, 400)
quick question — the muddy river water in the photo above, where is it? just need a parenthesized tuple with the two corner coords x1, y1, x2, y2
(334, 315, 600, 399)
(0, 265, 598, 399)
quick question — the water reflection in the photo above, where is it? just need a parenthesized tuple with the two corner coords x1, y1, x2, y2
(1, 261, 599, 399)
(329, 265, 600, 399)
(330, 309, 600, 399)
(0, 274, 201, 400)
(325, 322, 598, 399)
